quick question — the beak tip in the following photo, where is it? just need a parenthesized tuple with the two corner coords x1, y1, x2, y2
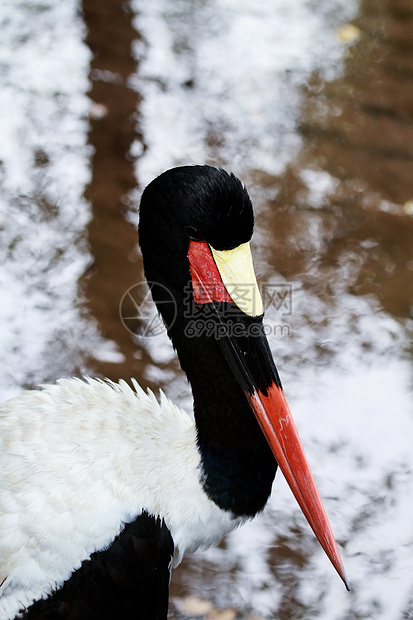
(334, 556, 350, 591)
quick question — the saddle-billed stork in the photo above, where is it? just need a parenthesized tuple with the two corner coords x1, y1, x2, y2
(0, 165, 348, 620)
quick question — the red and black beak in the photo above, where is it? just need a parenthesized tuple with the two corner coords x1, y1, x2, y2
(188, 239, 349, 590)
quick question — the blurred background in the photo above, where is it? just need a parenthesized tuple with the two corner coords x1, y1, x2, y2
(1, 0, 413, 618)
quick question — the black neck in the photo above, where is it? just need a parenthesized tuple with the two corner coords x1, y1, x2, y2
(169, 304, 278, 518)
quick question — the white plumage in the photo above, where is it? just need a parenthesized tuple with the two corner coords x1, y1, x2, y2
(0, 378, 243, 619)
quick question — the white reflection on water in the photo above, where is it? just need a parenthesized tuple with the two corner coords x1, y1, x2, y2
(0, 1, 123, 399)
(132, 0, 358, 185)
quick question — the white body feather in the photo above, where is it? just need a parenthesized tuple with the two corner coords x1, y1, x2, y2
(0, 378, 244, 619)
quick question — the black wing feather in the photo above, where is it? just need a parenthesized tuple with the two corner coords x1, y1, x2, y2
(21, 512, 174, 620)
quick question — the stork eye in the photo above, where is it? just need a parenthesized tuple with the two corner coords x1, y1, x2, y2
(185, 226, 203, 241)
